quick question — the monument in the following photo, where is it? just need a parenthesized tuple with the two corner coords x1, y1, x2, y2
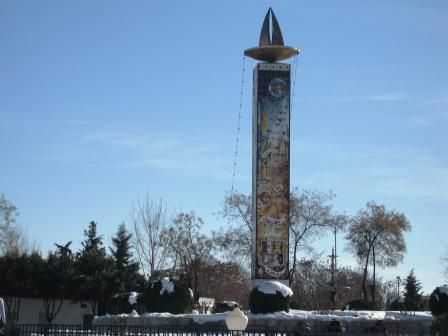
(245, 8, 299, 286)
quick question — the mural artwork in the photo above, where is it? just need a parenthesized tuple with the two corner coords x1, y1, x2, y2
(254, 64, 290, 279)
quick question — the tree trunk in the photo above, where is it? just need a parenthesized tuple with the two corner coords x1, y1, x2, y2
(371, 246, 376, 304)
(44, 298, 64, 324)
(362, 247, 371, 302)
(289, 240, 299, 285)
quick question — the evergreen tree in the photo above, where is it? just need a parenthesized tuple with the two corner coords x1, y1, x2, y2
(404, 269, 422, 311)
(81, 221, 105, 255)
(76, 221, 115, 315)
(109, 223, 141, 292)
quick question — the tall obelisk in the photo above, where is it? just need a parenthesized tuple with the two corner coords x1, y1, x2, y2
(245, 8, 299, 287)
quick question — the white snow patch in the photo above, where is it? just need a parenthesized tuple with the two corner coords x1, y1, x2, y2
(128, 292, 138, 305)
(93, 309, 433, 327)
(160, 277, 175, 295)
(192, 312, 227, 324)
(188, 288, 194, 298)
(257, 281, 293, 298)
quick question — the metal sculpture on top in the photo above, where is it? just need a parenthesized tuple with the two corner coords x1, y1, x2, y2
(244, 7, 299, 62)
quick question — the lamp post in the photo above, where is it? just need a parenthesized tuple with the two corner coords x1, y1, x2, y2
(225, 307, 248, 335)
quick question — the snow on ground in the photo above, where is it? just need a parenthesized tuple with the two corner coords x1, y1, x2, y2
(94, 309, 433, 325)
(256, 281, 293, 298)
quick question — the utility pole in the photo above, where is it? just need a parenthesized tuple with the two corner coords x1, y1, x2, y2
(328, 227, 338, 307)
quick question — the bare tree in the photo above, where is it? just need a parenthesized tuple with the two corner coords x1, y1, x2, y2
(215, 189, 347, 286)
(0, 194, 27, 255)
(345, 201, 411, 304)
(130, 194, 173, 279)
(166, 212, 213, 301)
(289, 189, 347, 285)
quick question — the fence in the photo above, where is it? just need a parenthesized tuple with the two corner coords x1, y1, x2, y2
(4, 322, 432, 336)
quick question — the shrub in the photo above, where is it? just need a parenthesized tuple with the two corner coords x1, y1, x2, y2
(249, 281, 292, 314)
(106, 292, 138, 314)
(388, 299, 401, 311)
(431, 313, 448, 336)
(429, 286, 448, 317)
(212, 301, 241, 313)
(137, 278, 193, 314)
(346, 299, 377, 311)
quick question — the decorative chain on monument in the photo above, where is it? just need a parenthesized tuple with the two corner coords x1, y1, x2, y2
(291, 54, 299, 111)
(230, 55, 246, 196)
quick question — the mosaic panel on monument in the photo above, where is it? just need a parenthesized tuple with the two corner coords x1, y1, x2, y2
(253, 63, 290, 280)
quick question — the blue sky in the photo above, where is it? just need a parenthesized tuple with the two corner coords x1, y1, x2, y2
(1, 0, 447, 294)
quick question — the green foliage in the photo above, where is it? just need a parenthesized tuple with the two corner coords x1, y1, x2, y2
(106, 292, 137, 314)
(109, 223, 141, 293)
(36, 245, 77, 323)
(76, 221, 117, 315)
(430, 286, 448, 317)
(249, 286, 291, 313)
(347, 299, 377, 311)
(0, 252, 42, 323)
(137, 278, 192, 314)
(404, 269, 422, 311)
(431, 313, 448, 336)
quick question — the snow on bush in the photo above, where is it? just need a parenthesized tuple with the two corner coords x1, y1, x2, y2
(160, 277, 175, 295)
(137, 278, 193, 314)
(128, 292, 138, 305)
(249, 281, 292, 314)
(257, 281, 293, 298)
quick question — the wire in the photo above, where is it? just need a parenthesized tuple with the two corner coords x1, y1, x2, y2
(291, 54, 299, 111)
(230, 56, 246, 196)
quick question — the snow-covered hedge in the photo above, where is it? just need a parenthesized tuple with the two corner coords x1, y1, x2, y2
(106, 292, 139, 314)
(137, 278, 193, 314)
(429, 285, 448, 317)
(249, 281, 292, 314)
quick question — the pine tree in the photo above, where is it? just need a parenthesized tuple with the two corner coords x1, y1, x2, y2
(81, 221, 105, 255)
(110, 223, 140, 292)
(76, 221, 114, 315)
(404, 269, 422, 311)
